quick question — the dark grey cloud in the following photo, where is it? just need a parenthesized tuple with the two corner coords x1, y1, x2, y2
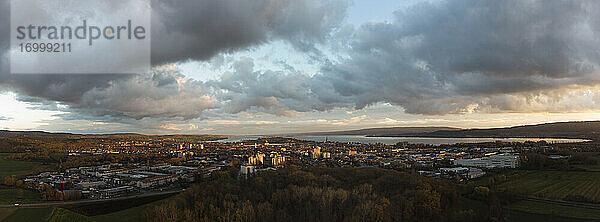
(208, 57, 346, 116)
(315, 0, 600, 114)
(76, 65, 215, 120)
(151, 0, 348, 64)
(0, 0, 349, 120)
(0, 0, 8, 76)
(3, 0, 600, 126)
(402, 0, 600, 79)
(215, 0, 600, 115)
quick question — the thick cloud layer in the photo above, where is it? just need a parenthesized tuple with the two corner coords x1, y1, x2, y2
(3, 0, 600, 127)
(213, 0, 600, 116)
(77, 65, 214, 120)
(151, 0, 348, 63)
(319, 0, 600, 114)
(0, 0, 348, 120)
(208, 57, 347, 116)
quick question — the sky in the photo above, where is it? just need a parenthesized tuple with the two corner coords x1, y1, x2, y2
(2, 0, 600, 135)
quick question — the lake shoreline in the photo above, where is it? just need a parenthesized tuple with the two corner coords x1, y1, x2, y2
(218, 135, 590, 146)
(366, 134, 594, 140)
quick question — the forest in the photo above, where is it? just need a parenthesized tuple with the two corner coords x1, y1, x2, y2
(144, 167, 497, 222)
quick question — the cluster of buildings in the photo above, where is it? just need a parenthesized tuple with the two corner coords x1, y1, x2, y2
(19, 137, 534, 200)
(453, 153, 520, 169)
(413, 149, 519, 180)
(240, 152, 286, 178)
(231, 138, 523, 182)
(22, 163, 221, 199)
(420, 167, 486, 181)
(65, 136, 216, 157)
(247, 152, 286, 166)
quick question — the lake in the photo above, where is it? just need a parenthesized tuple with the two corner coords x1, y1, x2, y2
(216, 135, 589, 145)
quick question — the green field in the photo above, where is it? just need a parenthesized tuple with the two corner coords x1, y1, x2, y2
(89, 200, 154, 222)
(0, 196, 171, 222)
(0, 209, 15, 222)
(0, 186, 42, 204)
(0, 156, 54, 204)
(481, 170, 600, 203)
(1, 207, 54, 222)
(0, 206, 145, 222)
(0, 158, 53, 179)
(505, 200, 600, 220)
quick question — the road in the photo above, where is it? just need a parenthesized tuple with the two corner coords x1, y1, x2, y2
(0, 189, 184, 208)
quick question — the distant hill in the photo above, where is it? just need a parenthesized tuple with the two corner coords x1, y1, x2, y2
(0, 130, 148, 138)
(0, 130, 76, 138)
(3, 121, 600, 140)
(298, 127, 460, 136)
(392, 121, 600, 139)
(0, 130, 224, 140)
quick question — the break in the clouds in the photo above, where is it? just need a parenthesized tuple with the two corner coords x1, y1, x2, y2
(213, 0, 600, 116)
(0, 0, 348, 120)
(314, 0, 600, 114)
(3, 0, 600, 133)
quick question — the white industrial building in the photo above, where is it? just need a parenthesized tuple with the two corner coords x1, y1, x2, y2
(453, 154, 519, 168)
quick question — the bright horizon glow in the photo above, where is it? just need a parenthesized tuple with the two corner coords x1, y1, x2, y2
(0, 92, 63, 130)
(2, 90, 600, 135)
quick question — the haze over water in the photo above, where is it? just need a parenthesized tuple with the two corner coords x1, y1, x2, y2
(217, 135, 589, 145)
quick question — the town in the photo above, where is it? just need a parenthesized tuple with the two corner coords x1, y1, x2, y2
(3, 136, 533, 201)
